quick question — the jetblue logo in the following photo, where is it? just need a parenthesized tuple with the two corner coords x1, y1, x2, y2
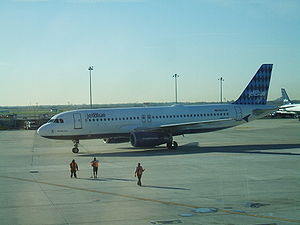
(248, 90, 266, 98)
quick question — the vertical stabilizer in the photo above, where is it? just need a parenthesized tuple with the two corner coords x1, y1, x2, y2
(234, 64, 273, 105)
(281, 88, 292, 105)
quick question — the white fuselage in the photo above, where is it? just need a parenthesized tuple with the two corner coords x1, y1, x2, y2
(38, 103, 274, 140)
(278, 104, 300, 114)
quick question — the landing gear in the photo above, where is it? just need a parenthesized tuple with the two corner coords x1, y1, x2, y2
(72, 140, 79, 153)
(167, 141, 178, 150)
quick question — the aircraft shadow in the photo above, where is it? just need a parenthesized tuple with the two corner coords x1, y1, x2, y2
(79, 143, 300, 157)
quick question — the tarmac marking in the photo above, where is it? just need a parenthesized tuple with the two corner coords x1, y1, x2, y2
(1, 175, 300, 224)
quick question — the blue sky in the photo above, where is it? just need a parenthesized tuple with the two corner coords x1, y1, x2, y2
(0, 0, 299, 106)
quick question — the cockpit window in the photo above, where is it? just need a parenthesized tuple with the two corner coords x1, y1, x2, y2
(48, 118, 64, 123)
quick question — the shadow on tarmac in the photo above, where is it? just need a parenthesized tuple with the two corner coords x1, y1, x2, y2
(142, 185, 190, 190)
(78, 177, 135, 182)
(79, 143, 300, 157)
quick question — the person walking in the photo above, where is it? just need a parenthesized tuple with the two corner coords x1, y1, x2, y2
(90, 157, 100, 178)
(134, 162, 145, 186)
(70, 159, 79, 178)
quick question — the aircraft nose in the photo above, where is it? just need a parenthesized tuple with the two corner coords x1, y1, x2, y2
(37, 124, 49, 137)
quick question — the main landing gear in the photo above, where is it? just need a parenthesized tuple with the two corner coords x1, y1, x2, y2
(167, 141, 178, 150)
(72, 140, 79, 153)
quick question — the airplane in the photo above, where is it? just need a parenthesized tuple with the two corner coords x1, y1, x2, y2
(273, 88, 300, 119)
(38, 64, 275, 153)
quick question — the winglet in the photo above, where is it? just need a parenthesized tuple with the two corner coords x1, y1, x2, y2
(234, 64, 273, 105)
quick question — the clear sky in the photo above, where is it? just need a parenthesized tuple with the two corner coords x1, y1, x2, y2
(0, 0, 299, 106)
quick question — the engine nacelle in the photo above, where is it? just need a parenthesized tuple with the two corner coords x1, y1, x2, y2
(130, 132, 172, 147)
(103, 137, 130, 144)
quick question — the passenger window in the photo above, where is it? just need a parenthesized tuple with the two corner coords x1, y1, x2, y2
(54, 119, 59, 123)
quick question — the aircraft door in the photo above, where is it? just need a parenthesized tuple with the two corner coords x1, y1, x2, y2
(234, 107, 243, 120)
(141, 115, 152, 123)
(141, 115, 146, 123)
(73, 113, 82, 129)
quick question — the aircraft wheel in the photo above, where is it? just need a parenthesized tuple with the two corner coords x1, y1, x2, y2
(172, 141, 178, 149)
(167, 142, 172, 149)
(167, 141, 178, 150)
(72, 147, 79, 153)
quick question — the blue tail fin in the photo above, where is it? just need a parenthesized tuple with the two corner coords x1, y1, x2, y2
(234, 64, 273, 105)
(281, 88, 292, 104)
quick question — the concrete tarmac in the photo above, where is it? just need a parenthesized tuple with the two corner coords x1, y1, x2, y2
(0, 119, 299, 225)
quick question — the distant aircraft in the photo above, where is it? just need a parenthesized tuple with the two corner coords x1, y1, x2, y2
(38, 64, 275, 153)
(274, 88, 300, 119)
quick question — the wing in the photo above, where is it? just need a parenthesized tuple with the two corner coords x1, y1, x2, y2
(134, 118, 235, 133)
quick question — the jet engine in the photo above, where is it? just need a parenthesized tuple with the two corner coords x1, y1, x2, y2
(103, 137, 130, 144)
(130, 131, 172, 147)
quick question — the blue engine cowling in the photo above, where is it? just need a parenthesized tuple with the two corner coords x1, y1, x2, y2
(130, 132, 172, 147)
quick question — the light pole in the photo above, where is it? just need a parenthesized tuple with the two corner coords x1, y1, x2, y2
(173, 74, 179, 104)
(218, 77, 224, 103)
(88, 66, 94, 109)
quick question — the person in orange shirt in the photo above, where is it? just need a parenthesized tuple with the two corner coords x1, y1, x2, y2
(134, 162, 145, 186)
(70, 159, 79, 178)
(91, 157, 100, 178)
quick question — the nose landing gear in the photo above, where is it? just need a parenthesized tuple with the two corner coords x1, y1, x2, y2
(167, 141, 178, 150)
(72, 140, 79, 153)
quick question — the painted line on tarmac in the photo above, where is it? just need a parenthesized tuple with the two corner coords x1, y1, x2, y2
(1, 175, 300, 224)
